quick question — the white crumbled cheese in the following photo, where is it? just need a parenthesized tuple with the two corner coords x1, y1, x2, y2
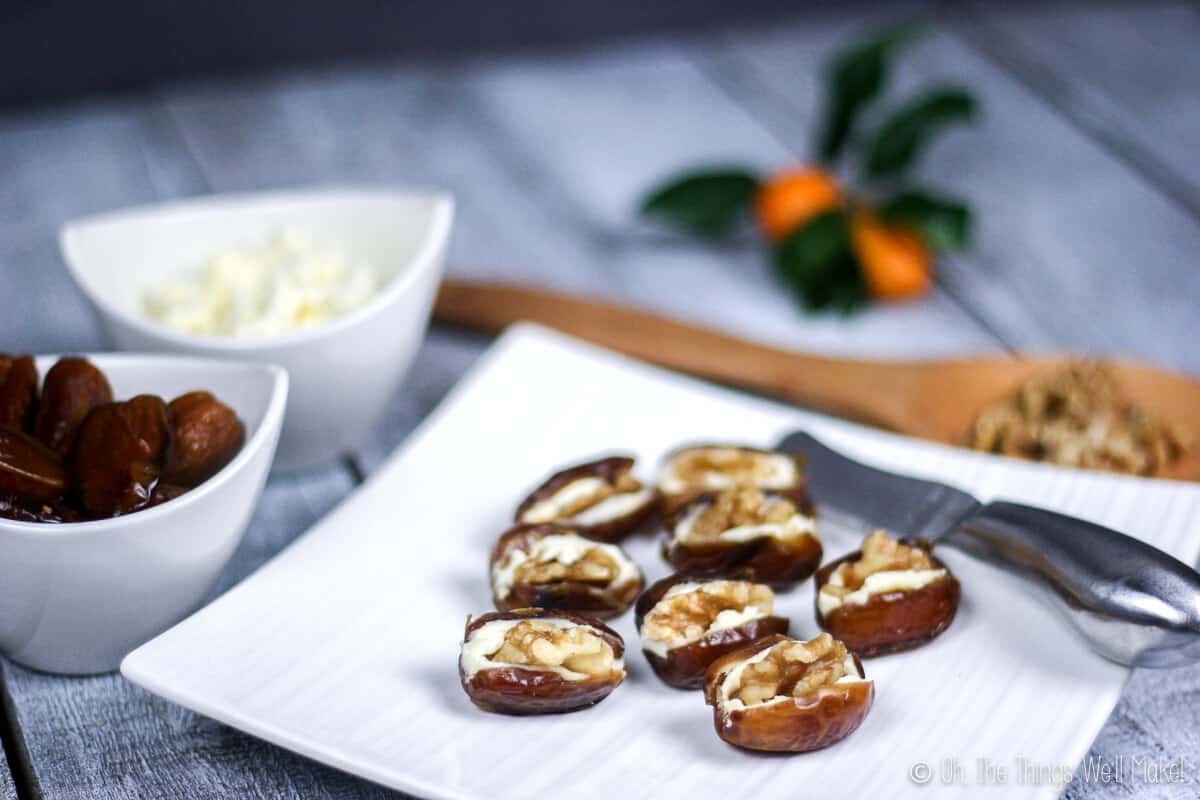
(673, 501, 818, 545)
(143, 228, 379, 338)
(817, 568, 948, 617)
(718, 643, 864, 711)
(659, 449, 796, 495)
(490, 533, 639, 600)
(459, 617, 625, 681)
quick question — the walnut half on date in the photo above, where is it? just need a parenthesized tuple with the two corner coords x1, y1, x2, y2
(637, 574, 789, 688)
(491, 524, 642, 618)
(816, 530, 960, 656)
(514, 456, 657, 543)
(704, 633, 873, 753)
(460, 609, 626, 714)
(663, 486, 822, 587)
(658, 444, 806, 512)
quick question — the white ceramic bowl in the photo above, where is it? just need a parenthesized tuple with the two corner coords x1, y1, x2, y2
(0, 355, 287, 675)
(60, 187, 454, 471)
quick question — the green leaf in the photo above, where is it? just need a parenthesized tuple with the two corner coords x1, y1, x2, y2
(773, 209, 868, 313)
(863, 86, 978, 178)
(817, 22, 925, 164)
(639, 169, 760, 237)
(880, 190, 972, 252)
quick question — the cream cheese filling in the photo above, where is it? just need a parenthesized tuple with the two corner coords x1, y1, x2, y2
(460, 617, 625, 681)
(817, 567, 948, 617)
(567, 487, 654, 526)
(491, 533, 640, 600)
(520, 478, 654, 526)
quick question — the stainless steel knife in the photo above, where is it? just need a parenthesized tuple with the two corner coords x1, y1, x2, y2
(777, 430, 1200, 668)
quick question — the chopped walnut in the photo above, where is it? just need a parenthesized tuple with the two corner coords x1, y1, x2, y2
(643, 581, 774, 645)
(731, 634, 852, 706)
(489, 620, 618, 678)
(823, 530, 934, 598)
(965, 362, 1190, 476)
(686, 487, 799, 540)
(513, 545, 620, 586)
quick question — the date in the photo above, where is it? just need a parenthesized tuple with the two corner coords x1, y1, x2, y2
(0, 427, 68, 502)
(490, 524, 642, 618)
(459, 608, 626, 714)
(636, 573, 789, 689)
(704, 633, 873, 753)
(71, 395, 172, 517)
(33, 357, 113, 455)
(663, 486, 822, 587)
(658, 444, 806, 512)
(164, 391, 245, 487)
(514, 456, 657, 543)
(0, 354, 39, 432)
(815, 530, 960, 656)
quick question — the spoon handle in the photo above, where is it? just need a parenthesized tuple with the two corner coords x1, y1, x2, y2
(951, 502, 1200, 667)
(435, 279, 921, 430)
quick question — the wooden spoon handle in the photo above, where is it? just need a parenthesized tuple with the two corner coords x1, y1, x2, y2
(434, 279, 921, 431)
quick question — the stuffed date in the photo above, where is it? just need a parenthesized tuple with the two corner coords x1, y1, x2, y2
(815, 530, 960, 656)
(636, 573, 788, 688)
(658, 444, 806, 512)
(459, 608, 626, 714)
(703, 633, 873, 753)
(490, 524, 642, 618)
(663, 486, 822, 587)
(514, 455, 657, 543)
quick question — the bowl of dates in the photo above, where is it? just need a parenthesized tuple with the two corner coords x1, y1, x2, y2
(0, 353, 287, 675)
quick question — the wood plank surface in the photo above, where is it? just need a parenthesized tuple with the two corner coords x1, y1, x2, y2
(960, 1, 1200, 221)
(713, 16, 1200, 374)
(0, 737, 15, 800)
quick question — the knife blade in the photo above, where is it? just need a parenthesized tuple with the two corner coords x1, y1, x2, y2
(777, 430, 1200, 668)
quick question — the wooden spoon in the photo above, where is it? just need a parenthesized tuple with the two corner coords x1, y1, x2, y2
(434, 279, 1200, 482)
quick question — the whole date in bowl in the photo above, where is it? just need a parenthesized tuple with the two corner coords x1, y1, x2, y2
(60, 187, 454, 471)
(0, 355, 287, 675)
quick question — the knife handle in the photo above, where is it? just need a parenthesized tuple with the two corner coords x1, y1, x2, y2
(951, 501, 1200, 667)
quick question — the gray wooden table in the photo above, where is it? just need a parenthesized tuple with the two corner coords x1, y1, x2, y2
(2, 3, 1199, 798)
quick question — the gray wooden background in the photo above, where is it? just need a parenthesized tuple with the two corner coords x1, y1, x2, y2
(2, 2, 1199, 798)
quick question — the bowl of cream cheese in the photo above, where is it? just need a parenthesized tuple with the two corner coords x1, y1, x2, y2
(60, 187, 454, 470)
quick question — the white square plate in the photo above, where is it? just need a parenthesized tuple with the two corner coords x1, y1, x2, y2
(123, 324, 1200, 800)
